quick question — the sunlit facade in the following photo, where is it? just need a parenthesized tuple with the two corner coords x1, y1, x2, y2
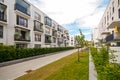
(0, 0, 70, 48)
(96, 0, 120, 46)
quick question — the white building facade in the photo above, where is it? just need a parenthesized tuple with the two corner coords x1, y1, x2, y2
(0, 0, 70, 48)
(96, 0, 120, 46)
(69, 35, 75, 47)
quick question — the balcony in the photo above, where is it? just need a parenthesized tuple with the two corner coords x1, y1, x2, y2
(45, 17, 52, 27)
(34, 21, 43, 32)
(15, 0, 30, 16)
(45, 35, 51, 43)
(0, 3, 7, 23)
(108, 20, 120, 29)
(14, 29, 30, 42)
(58, 38, 63, 43)
(106, 34, 114, 42)
(51, 37, 56, 43)
(52, 30, 57, 37)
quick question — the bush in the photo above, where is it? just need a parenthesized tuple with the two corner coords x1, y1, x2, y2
(0, 45, 74, 62)
(90, 46, 120, 80)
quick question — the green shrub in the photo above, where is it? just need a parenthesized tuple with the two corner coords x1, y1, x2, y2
(0, 45, 74, 62)
(90, 46, 120, 80)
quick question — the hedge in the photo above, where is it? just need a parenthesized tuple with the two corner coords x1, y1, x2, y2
(0, 45, 74, 62)
(90, 46, 120, 80)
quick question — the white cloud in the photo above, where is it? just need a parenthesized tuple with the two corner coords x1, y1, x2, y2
(28, 0, 105, 27)
(28, 0, 107, 40)
(77, 7, 105, 28)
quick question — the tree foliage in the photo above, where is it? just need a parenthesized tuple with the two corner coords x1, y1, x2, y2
(75, 29, 88, 47)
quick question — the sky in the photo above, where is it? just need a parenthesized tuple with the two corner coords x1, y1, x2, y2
(28, 0, 110, 41)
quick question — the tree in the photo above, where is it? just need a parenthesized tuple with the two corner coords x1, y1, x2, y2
(75, 29, 85, 48)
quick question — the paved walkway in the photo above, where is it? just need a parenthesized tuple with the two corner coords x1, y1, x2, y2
(89, 49, 97, 80)
(0, 49, 77, 80)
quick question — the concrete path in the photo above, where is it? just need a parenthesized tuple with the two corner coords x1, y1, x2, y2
(0, 49, 77, 80)
(89, 50, 97, 80)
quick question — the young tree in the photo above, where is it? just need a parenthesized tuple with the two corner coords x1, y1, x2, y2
(75, 29, 85, 48)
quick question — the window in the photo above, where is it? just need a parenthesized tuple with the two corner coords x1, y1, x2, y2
(118, 0, 120, 6)
(112, 7, 114, 14)
(0, 3, 7, 21)
(119, 9, 120, 18)
(52, 23, 56, 28)
(112, 17, 114, 20)
(0, 26, 3, 38)
(112, 1, 114, 14)
(16, 44, 27, 48)
(109, 7, 111, 17)
(17, 15, 28, 27)
(107, 12, 109, 21)
(0, 0, 4, 2)
(34, 21, 43, 32)
(45, 35, 51, 43)
(35, 34, 41, 41)
(34, 12, 41, 21)
(45, 27, 50, 34)
(15, 0, 30, 15)
(34, 44, 41, 48)
(104, 17, 106, 24)
(45, 17, 52, 26)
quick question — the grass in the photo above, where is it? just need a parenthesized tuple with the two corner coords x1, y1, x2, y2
(16, 50, 89, 80)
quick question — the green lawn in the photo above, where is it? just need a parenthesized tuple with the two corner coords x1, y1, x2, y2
(16, 50, 89, 80)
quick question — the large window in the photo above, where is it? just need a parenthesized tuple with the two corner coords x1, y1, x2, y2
(35, 34, 41, 41)
(0, 3, 7, 22)
(17, 15, 28, 27)
(34, 12, 41, 21)
(45, 35, 51, 43)
(45, 17, 52, 26)
(0, 26, 3, 38)
(34, 44, 41, 48)
(16, 43, 27, 48)
(15, 0, 30, 15)
(34, 21, 43, 32)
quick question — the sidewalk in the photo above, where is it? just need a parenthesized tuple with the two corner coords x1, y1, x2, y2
(0, 49, 77, 80)
(89, 50, 97, 80)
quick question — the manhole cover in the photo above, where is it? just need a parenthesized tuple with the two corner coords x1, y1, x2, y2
(25, 69, 33, 73)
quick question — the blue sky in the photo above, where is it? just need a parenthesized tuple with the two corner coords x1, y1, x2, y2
(63, 0, 110, 40)
(28, 0, 110, 40)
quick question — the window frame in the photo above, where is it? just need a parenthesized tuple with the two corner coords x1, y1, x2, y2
(17, 15, 28, 27)
(0, 26, 3, 38)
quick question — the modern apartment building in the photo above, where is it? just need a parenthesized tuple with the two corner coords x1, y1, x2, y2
(0, 0, 70, 48)
(96, 0, 120, 46)
(69, 35, 75, 47)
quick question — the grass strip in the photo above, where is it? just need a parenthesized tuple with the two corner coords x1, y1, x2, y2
(16, 50, 89, 80)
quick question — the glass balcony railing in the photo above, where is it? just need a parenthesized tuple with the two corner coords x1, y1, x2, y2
(34, 21, 43, 32)
(34, 28, 43, 32)
(14, 31, 30, 42)
(106, 34, 114, 42)
(15, 3, 30, 16)
(14, 34, 30, 42)
(0, 18, 7, 22)
(45, 35, 51, 43)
